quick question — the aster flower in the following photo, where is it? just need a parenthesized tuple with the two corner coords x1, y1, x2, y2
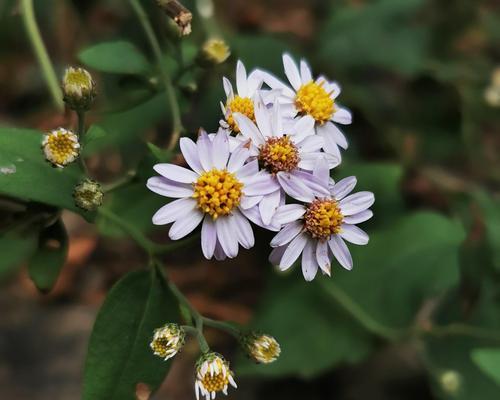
(150, 323, 185, 361)
(147, 129, 279, 260)
(42, 128, 80, 167)
(195, 352, 237, 400)
(261, 53, 352, 160)
(219, 60, 264, 134)
(241, 331, 281, 364)
(232, 98, 338, 225)
(269, 159, 374, 281)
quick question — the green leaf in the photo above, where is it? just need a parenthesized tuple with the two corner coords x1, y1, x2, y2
(83, 269, 179, 400)
(147, 142, 173, 162)
(82, 125, 107, 154)
(473, 191, 500, 270)
(322, 212, 465, 328)
(471, 348, 500, 386)
(79, 41, 151, 75)
(28, 220, 68, 292)
(0, 233, 38, 280)
(236, 273, 373, 378)
(0, 128, 90, 218)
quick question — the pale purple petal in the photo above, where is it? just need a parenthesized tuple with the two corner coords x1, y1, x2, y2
(216, 216, 239, 258)
(201, 216, 217, 259)
(227, 145, 251, 173)
(343, 210, 373, 224)
(312, 156, 330, 186)
(297, 135, 323, 153)
(211, 130, 230, 169)
(259, 189, 281, 225)
(339, 191, 375, 215)
(169, 210, 203, 240)
(153, 163, 198, 183)
(340, 224, 369, 245)
(283, 53, 302, 91)
(233, 210, 255, 249)
(272, 204, 306, 225)
(240, 195, 262, 210)
(271, 102, 283, 136)
(240, 206, 280, 232)
(214, 240, 227, 261)
(332, 106, 352, 125)
(236, 159, 259, 179)
(301, 240, 319, 281)
(233, 113, 264, 145)
(270, 221, 303, 247)
(269, 246, 287, 265)
(290, 170, 330, 197)
(254, 95, 272, 137)
(236, 60, 248, 97)
(197, 131, 214, 171)
(276, 172, 315, 202)
(317, 121, 349, 150)
(328, 235, 353, 270)
(242, 172, 280, 196)
(292, 115, 315, 142)
(180, 137, 203, 175)
(298, 152, 339, 171)
(316, 240, 331, 276)
(279, 232, 308, 271)
(152, 197, 197, 225)
(147, 176, 194, 198)
(331, 176, 357, 200)
(300, 59, 312, 83)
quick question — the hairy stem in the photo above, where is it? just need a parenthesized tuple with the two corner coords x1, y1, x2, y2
(20, 0, 64, 111)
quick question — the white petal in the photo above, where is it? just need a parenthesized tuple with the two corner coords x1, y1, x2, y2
(328, 235, 353, 270)
(339, 191, 375, 215)
(214, 240, 227, 261)
(283, 53, 302, 91)
(269, 246, 287, 265)
(331, 176, 357, 200)
(326, 81, 341, 99)
(343, 210, 373, 224)
(297, 135, 323, 153)
(271, 204, 306, 226)
(233, 210, 255, 249)
(236, 60, 248, 97)
(169, 211, 203, 240)
(180, 137, 203, 175)
(240, 205, 280, 232)
(153, 163, 198, 183)
(291, 115, 315, 142)
(340, 224, 369, 245)
(254, 95, 273, 138)
(201, 216, 217, 259)
(279, 232, 308, 271)
(271, 102, 283, 136)
(152, 197, 197, 225)
(270, 221, 303, 247)
(290, 170, 330, 197)
(216, 217, 239, 258)
(197, 131, 214, 171)
(301, 240, 319, 281)
(300, 59, 313, 83)
(247, 69, 264, 94)
(147, 177, 194, 198)
(227, 145, 250, 173)
(236, 159, 259, 179)
(312, 156, 330, 185)
(212, 130, 230, 169)
(222, 77, 234, 99)
(316, 240, 331, 276)
(332, 106, 352, 125)
(259, 189, 281, 225)
(242, 172, 280, 196)
(240, 195, 262, 210)
(298, 152, 338, 171)
(233, 113, 264, 145)
(276, 172, 315, 202)
(260, 70, 296, 98)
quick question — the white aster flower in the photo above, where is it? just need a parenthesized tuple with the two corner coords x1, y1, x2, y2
(147, 129, 279, 260)
(150, 323, 185, 361)
(269, 159, 374, 281)
(261, 53, 352, 160)
(195, 352, 237, 400)
(232, 97, 338, 226)
(42, 128, 80, 167)
(219, 60, 263, 133)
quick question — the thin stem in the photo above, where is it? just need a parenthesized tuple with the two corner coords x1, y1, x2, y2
(427, 323, 500, 342)
(129, 0, 183, 150)
(319, 280, 406, 341)
(76, 110, 89, 176)
(203, 317, 240, 337)
(20, 0, 64, 112)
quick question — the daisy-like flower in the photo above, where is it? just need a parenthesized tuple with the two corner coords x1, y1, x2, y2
(42, 128, 80, 167)
(195, 352, 237, 400)
(147, 129, 279, 260)
(261, 54, 352, 160)
(241, 331, 281, 364)
(219, 60, 263, 134)
(150, 323, 185, 361)
(232, 98, 338, 225)
(269, 159, 374, 281)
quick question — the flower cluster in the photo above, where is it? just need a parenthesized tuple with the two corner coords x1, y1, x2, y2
(148, 53, 374, 281)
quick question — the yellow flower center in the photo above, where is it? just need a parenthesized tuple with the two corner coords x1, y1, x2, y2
(193, 169, 243, 219)
(44, 130, 79, 166)
(304, 199, 343, 240)
(150, 337, 173, 358)
(259, 136, 299, 174)
(226, 96, 255, 132)
(65, 69, 92, 89)
(295, 81, 335, 124)
(203, 38, 230, 64)
(201, 360, 230, 393)
(252, 337, 280, 363)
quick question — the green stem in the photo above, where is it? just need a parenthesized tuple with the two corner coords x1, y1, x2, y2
(76, 110, 89, 176)
(20, 0, 64, 112)
(319, 280, 406, 341)
(129, 0, 183, 150)
(427, 323, 500, 342)
(203, 317, 241, 337)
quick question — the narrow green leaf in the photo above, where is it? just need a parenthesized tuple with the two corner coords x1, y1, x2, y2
(28, 220, 68, 292)
(83, 269, 179, 400)
(471, 348, 500, 386)
(79, 41, 151, 75)
(0, 233, 38, 280)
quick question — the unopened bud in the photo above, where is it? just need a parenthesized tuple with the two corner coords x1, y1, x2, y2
(73, 179, 103, 211)
(150, 323, 185, 360)
(240, 331, 281, 364)
(201, 38, 230, 65)
(62, 67, 96, 111)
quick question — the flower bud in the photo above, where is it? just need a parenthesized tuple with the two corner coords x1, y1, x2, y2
(439, 370, 461, 395)
(150, 323, 185, 361)
(62, 67, 96, 111)
(42, 128, 80, 167)
(195, 352, 237, 400)
(240, 331, 281, 364)
(73, 179, 103, 211)
(201, 38, 230, 65)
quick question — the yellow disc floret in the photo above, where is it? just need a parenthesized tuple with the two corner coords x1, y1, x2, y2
(295, 81, 335, 124)
(193, 169, 243, 219)
(42, 128, 80, 167)
(226, 96, 255, 132)
(304, 199, 343, 240)
(200, 358, 230, 393)
(259, 136, 299, 174)
(195, 352, 237, 399)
